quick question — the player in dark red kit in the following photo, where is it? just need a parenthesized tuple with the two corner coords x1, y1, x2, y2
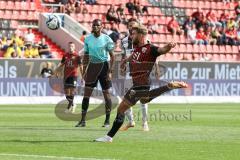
(95, 24, 188, 142)
(53, 42, 82, 113)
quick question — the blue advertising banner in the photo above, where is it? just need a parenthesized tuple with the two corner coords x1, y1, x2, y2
(0, 78, 239, 96)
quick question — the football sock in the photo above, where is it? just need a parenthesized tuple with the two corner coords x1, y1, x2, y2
(125, 108, 134, 123)
(107, 113, 125, 138)
(105, 98, 112, 123)
(81, 97, 89, 122)
(140, 103, 148, 123)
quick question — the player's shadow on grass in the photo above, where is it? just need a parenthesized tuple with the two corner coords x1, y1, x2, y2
(0, 139, 93, 143)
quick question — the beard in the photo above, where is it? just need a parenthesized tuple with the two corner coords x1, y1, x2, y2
(133, 38, 140, 46)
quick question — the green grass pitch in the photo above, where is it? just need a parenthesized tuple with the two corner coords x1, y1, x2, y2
(0, 104, 239, 160)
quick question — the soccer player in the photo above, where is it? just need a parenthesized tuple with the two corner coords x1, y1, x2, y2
(120, 18, 149, 131)
(75, 19, 115, 128)
(95, 24, 188, 142)
(53, 42, 82, 113)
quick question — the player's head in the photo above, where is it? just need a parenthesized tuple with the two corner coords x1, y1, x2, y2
(92, 19, 102, 35)
(68, 42, 75, 54)
(132, 24, 148, 46)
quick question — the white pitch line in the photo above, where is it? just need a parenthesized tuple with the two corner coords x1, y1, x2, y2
(0, 153, 117, 160)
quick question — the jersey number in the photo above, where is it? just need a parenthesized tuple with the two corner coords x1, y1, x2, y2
(133, 52, 141, 60)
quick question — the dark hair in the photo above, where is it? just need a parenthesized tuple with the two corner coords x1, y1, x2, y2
(82, 31, 87, 35)
(92, 19, 102, 24)
(68, 41, 74, 45)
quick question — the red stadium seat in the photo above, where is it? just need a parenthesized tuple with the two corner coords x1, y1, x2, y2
(4, 10, 12, 20)
(0, 1, 6, 9)
(6, 1, 14, 10)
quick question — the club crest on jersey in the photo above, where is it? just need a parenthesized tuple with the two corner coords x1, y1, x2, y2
(142, 47, 147, 53)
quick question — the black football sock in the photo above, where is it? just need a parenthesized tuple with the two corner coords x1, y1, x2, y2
(107, 113, 125, 138)
(105, 98, 112, 123)
(81, 97, 89, 122)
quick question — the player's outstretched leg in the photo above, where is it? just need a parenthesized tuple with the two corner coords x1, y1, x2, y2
(139, 81, 188, 104)
(119, 107, 135, 131)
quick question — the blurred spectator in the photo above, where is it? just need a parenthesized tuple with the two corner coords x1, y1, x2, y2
(126, 0, 135, 15)
(117, 4, 127, 24)
(196, 27, 208, 45)
(235, 1, 240, 21)
(24, 44, 39, 58)
(191, 7, 205, 29)
(136, 12, 144, 24)
(187, 24, 198, 44)
(85, 0, 96, 5)
(80, 30, 87, 42)
(80, 1, 89, 14)
(108, 23, 120, 43)
(237, 25, 240, 42)
(24, 28, 35, 45)
(4, 41, 22, 58)
(227, 18, 237, 30)
(219, 10, 229, 29)
(41, 62, 53, 78)
(211, 26, 224, 45)
(133, 0, 142, 15)
(206, 9, 222, 28)
(106, 5, 121, 24)
(205, 26, 217, 45)
(225, 27, 237, 45)
(183, 16, 194, 35)
(38, 38, 52, 58)
(142, 5, 148, 15)
(167, 15, 183, 35)
(0, 37, 8, 51)
(147, 19, 159, 34)
(65, 0, 76, 14)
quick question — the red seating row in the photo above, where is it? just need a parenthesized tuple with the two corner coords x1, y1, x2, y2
(0, 1, 37, 11)
(0, 10, 38, 20)
(159, 52, 239, 61)
(84, 4, 162, 15)
(185, 9, 236, 17)
(97, 0, 151, 6)
(169, 44, 239, 54)
(173, 0, 236, 10)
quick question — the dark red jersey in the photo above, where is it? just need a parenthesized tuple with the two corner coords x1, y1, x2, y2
(129, 44, 159, 86)
(61, 53, 81, 78)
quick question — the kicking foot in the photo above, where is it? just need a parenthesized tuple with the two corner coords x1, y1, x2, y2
(75, 121, 86, 127)
(168, 81, 188, 89)
(94, 135, 113, 143)
(119, 121, 135, 131)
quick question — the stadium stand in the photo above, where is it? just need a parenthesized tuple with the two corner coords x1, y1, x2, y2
(0, 0, 239, 61)
(50, 0, 239, 61)
(0, 0, 65, 58)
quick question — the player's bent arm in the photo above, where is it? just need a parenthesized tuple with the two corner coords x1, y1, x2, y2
(157, 42, 176, 55)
